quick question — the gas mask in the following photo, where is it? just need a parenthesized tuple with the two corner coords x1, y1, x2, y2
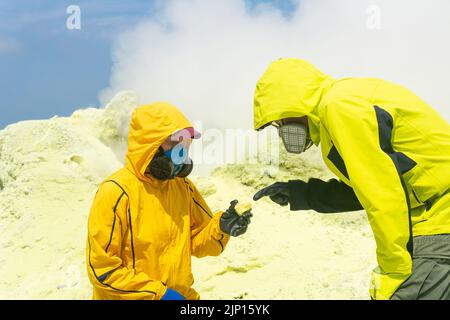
(147, 145, 193, 180)
(278, 123, 313, 154)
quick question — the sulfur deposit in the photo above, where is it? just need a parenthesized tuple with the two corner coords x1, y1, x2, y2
(0, 92, 376, 299)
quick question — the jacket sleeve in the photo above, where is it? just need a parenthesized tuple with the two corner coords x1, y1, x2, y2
(324, 101, 413, 300)
(288, 178, 363, 213)
(184, 179, 230, 258)
(87, 181, 167, 300)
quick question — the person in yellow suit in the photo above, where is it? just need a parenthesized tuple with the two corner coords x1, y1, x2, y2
(253, 58, 450, 300)
(86, 103, 252, 300)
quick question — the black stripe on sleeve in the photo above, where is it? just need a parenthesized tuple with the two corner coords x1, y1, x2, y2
(327, 145, 350, 180)
(183, 179, 195, 193)
(218, 234, 224, 253)
(374, 105, 414, 257)
(128, 208, 136, 270)
(184, 180, 213, 218)
(104, 180, 136, 269)
(105, 191, 125, 253)
(193, 198, 213, 218)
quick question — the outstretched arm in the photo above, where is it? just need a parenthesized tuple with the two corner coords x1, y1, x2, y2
(253, 178, 363, 213)
(288, 178, 363, 213)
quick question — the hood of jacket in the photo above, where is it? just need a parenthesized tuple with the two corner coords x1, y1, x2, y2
(253, 58, 335, 144)
(125, 102, 196, 183)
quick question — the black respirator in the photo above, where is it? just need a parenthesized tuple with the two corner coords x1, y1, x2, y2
(147, 146, 193, 180)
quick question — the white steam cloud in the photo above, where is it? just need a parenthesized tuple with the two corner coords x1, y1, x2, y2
(100, 0, 450, 130)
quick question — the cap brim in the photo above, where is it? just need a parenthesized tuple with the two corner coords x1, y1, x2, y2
(186, 127, 201, 139)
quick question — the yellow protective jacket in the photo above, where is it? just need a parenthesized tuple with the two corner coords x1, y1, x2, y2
(254, 58, 450, 300)
(86, 103, 230, 300)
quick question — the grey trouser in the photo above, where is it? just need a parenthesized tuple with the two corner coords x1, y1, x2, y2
(391, 234, 450, 300)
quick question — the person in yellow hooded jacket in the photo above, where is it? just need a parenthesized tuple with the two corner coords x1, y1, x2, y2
(253, 58, 450, 300)
(86, 102, 252, 300)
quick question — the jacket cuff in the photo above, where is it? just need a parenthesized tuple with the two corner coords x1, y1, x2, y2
(370, 268, 411, 300)
(155, 282, 169, 300)
(288, 180, 310, 211)
(211, 212, 228, 240)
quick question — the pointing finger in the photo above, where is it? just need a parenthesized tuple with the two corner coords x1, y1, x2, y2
(253, 184, 280, 201)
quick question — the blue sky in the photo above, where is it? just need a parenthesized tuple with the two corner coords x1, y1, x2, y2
(0, 0, 296, 129)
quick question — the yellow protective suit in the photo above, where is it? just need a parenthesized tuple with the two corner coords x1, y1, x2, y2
(254, 58, 450, 300)
(86, 102, 230, 300)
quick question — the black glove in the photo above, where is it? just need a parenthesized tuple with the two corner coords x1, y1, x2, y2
(253, 182, 290, 206)
(220, 200, 252, 237)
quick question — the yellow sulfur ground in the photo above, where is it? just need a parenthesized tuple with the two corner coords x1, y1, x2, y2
(0, 92, 376, 300)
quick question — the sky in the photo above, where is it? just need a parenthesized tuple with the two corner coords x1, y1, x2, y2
(1, 0, 449, 130)
(0, 0, 296, 129)
(0, 0, 155, 129)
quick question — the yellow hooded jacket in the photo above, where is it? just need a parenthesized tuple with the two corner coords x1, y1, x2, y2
(86, 103, 230, 300)
(254, 58, 450, 300)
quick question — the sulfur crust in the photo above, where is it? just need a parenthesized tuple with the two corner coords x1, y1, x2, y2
(235, 202, 252, 215)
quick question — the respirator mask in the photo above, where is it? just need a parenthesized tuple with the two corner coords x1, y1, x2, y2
(276, 122, 313, 154)
(147, 145, 193, 180)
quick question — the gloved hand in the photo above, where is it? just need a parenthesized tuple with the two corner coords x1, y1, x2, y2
(161, 288, 185, 300)
(253, 182, 290, 206)
(220, 200, 252, 237)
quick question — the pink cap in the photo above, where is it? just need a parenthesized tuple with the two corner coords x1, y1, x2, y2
(186, 127, 201, 139)
(171, 127, 201, 141)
